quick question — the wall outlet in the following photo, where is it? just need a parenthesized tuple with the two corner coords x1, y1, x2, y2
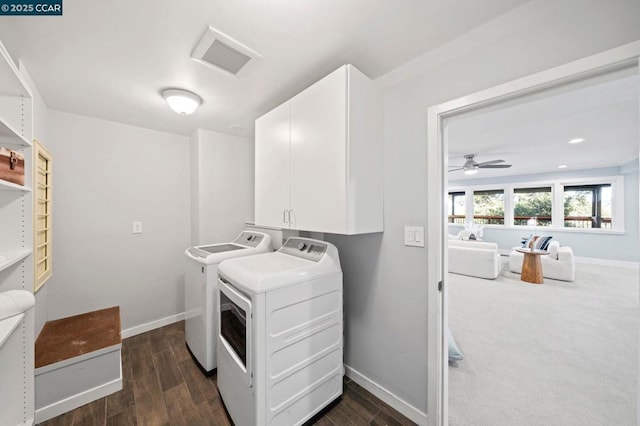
(132, 221, 143, 234)
(404, 225, 424, 247)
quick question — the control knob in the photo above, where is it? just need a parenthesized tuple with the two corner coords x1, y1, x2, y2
(297, 242, 307, 251)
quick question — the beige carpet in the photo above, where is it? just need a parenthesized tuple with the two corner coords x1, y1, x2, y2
(448, 257, 638, 426)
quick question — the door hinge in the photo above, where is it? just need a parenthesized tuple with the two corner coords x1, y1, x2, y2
(438, 281, 443, 292)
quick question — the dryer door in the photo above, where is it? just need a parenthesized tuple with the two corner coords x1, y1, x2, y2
(218, 277, 253, 387)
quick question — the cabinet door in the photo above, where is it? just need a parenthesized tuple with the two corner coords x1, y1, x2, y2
(290, 66, 347, 233)
(255, 101, 291, 228)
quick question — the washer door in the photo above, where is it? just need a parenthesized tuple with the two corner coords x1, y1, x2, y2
(218, 276, 253, 387)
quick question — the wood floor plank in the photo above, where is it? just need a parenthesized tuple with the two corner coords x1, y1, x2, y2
(163, 382, 204, 425)
(311, 416, 336, 425)
(106, 406, 137, 426)
(132, 373, 168, 421)
(178, 358, 217, 404)
(106, 388, 135, 418)
(341, 382, 381, 422)
(196, 396, 232, 426)
(38, 410, 74, 426)
(144, 327, 171, 354)
(167, 334, 191, 362)
(130, 342, 155, 380)
(370, 405, 417, 426)
(325, 399, 369, 426)
(135, 409, 169, 426)
(152, 350, 183, 392)
(71, 399, 106, 426)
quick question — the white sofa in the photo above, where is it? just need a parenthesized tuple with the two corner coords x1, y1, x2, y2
(448, 240, 501, 279)
(508, 241, 575, 282)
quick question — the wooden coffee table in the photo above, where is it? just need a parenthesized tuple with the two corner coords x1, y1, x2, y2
(515, 248, 549, 284)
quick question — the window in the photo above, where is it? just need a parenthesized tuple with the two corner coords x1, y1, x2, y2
(449, 176, 622, 232)
(513, 187, 552, 226)
(563, 184, 612, 229)
(447, 191, 465, 224)
(473, 189, 504, 225)
(34, 140, 52, 291)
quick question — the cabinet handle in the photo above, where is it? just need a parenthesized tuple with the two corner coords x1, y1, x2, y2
(283, 210, 288, 224)
(289, 209, 295, 225)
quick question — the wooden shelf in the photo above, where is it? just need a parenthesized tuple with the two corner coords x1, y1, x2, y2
(0, 179, 31, 192)
(0, 249, 32, 272)
(0, 312, 24, 348)
(0, 115, 32, 147)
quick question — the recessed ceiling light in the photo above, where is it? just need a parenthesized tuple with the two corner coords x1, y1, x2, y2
(162, 89, 202, 115)
(558, 165, 567, 169)
(568, 137, 586, 144)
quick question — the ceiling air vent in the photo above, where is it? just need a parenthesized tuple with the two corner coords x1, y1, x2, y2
(191, 27, 261, 78)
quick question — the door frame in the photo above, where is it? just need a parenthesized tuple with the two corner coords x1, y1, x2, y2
(426, 41, 640, 425)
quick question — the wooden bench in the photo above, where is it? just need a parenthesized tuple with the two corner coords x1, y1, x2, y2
(34, 307, 122, 423)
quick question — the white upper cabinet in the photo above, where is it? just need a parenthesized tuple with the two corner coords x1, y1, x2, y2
(255, 102, 290, 229)
(255, 64, 383, 235)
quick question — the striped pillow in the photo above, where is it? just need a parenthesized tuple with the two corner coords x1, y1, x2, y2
(535, 236, 553, 251)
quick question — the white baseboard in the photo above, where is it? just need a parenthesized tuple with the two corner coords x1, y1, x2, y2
(35, 377, 122, 424)
(121, 312, 185, 338)
(574, 256, 639, 269)
(344, 364, 427, 426)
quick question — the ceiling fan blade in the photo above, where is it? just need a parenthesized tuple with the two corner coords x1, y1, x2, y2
(479, 164, 512, 168)
(476, 159, 504, 167)
(448, 167, 464, 172)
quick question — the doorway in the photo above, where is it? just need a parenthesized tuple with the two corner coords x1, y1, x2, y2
(426, 43, 640, 425)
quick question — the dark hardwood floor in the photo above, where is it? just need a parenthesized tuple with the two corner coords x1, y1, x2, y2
(39, 321, 416, 426)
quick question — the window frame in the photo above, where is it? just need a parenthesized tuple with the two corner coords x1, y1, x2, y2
(448, 175, 625, 233)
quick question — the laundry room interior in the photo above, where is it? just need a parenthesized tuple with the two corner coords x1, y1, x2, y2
(0, 1, 639, 426)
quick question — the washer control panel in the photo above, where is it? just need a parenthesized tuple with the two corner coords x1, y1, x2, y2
(279, 238, 327, 262)
(233, 232, 265, 248)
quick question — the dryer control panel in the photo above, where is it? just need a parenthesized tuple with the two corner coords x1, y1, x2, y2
(279, 238, 327, 262)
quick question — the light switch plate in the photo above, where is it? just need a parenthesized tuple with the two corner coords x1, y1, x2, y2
(132, 221, 142, 234)
(404, 225, 424, 247)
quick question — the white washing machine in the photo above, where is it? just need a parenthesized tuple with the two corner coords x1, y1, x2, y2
(184, 231, 272, 374)
(216, 237, 343, 426)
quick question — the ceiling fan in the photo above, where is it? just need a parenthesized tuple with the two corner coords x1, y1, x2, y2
(449, 154, 512, 175)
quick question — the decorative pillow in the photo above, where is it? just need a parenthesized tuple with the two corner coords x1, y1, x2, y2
(548, 240, 560, 260)
(457, 230, 472, 240)
(448, 327, 464, 361)
(536, 236, 553, 251)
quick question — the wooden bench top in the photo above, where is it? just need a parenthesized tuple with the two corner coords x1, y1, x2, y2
(35, 306, 121, 368)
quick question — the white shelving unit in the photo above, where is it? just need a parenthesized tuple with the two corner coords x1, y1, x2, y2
(0, 39, 35, 426)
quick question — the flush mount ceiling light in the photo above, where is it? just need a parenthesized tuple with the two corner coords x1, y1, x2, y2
(568, 137, 586, 144)
(558, 164, 568, 169)
(162, 89, 202, 115)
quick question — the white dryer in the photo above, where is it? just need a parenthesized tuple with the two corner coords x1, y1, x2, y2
(216, 237, 343, 426)
(184, 231, 272, 374)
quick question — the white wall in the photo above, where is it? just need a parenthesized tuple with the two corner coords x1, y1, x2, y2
(46, 111, 190, 331)
(326, 0, 640, 417)
(190, 129, 254, 245)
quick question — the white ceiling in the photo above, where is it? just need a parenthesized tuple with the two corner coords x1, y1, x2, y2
(0, 0, 528, 137)
(447, 67, 639, 180)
